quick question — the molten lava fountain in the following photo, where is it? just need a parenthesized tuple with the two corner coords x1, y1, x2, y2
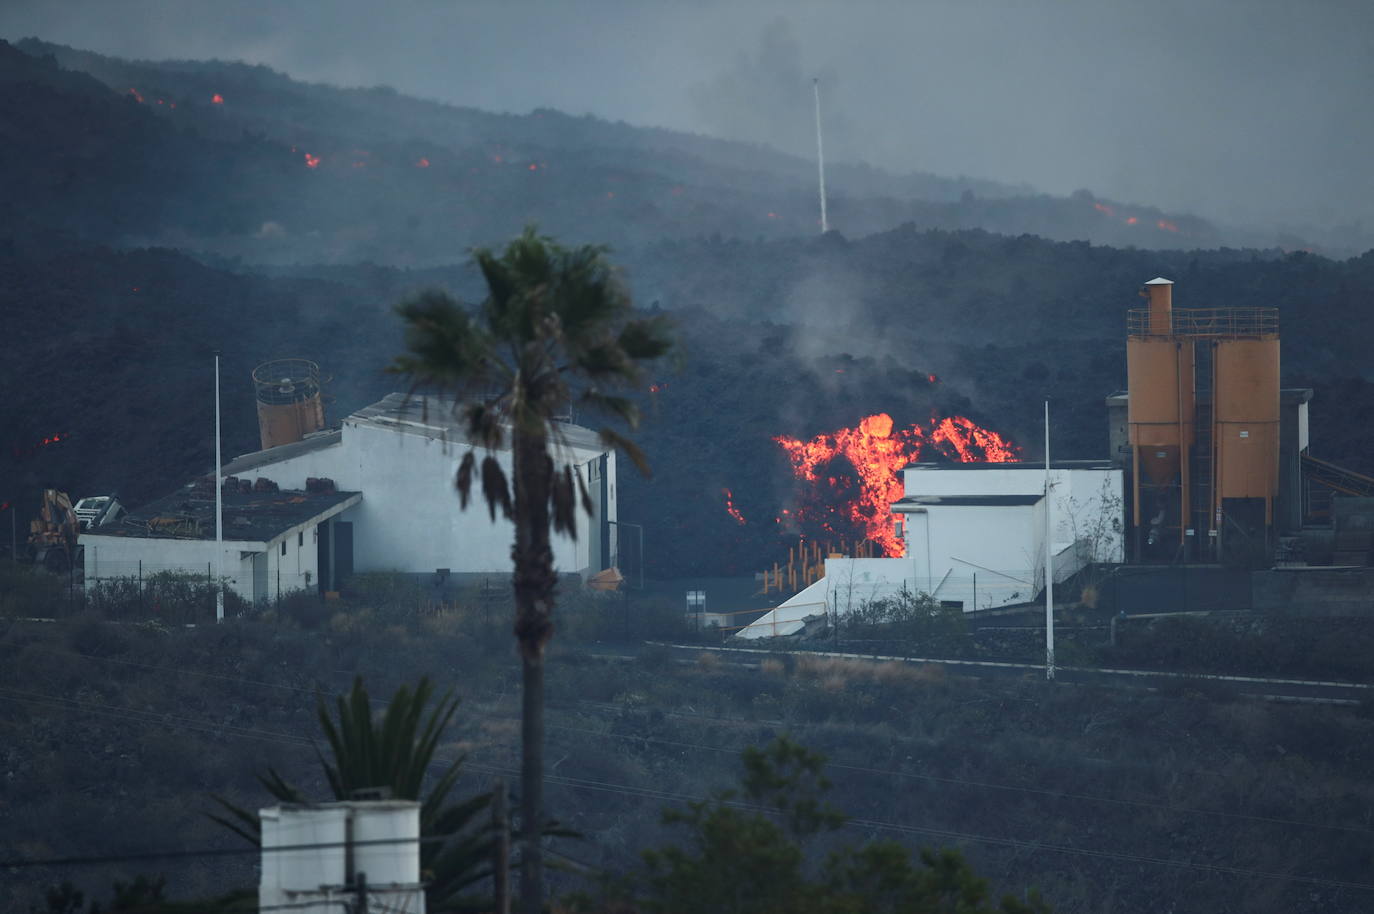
(775, 413, 1017, 556)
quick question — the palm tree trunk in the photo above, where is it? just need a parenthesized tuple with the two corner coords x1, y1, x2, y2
(512, 431, 556, 914)
(518, 650, 544, 914)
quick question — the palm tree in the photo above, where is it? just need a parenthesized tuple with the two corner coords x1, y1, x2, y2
(389, 226, 673, 913)
(211, 677, 496, 911)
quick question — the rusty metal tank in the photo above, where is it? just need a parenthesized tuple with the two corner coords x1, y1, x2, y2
(1214, 338, 1280, 503)
(253, 359, 326, 450)
(1127, 279, 1194, 485)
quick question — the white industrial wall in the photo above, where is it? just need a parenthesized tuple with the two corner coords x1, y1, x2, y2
(903, 466, 1124, 563)
(908, 503, 1042, 608)
(737, 467, 1125, 639)
(83, 523, 322, 604)
(243, 420, 608, 577)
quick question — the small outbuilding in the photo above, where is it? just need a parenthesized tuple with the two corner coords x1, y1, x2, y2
(82, 485, 361, 603)
(737, 459, 1125, 638)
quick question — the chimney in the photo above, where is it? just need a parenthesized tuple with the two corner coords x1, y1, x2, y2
(1143, 277, 1173, 335)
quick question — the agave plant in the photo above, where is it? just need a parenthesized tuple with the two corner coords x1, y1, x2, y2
(211, 676, 497, 910)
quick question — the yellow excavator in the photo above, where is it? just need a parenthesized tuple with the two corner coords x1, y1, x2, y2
(23, 489, 82, 573)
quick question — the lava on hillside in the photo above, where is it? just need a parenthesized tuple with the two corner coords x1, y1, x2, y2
(774, 413, 1017, 556)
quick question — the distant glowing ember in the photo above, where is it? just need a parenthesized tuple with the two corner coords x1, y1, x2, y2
(12, 432, 69, 458)
(416, 157, 430, 168)
(1157, 218, 1180, 233)
(212, 93, 224, 104)
(775, 413, 1017, 556)
(1093, 202, 1115, 217)
(1125, 216, 1139, 225)
(723, 488, 747, 525)
(304, 153, 321, 168)
(128, 88, 144, 103)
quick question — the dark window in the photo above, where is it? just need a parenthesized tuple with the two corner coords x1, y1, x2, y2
(298, 531, 304, 547)
(280, 541, 286, 556)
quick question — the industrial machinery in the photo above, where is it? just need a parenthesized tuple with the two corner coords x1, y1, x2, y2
(24, 489, 81, 572)
(73, 495, 125, 530)
(1125, 278, 1280, 565)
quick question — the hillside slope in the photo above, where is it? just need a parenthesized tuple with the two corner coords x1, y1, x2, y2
(6, 220, 1373, 578)
(1, 38, 1298, 267)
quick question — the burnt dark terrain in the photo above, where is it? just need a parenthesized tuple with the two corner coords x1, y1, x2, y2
(4, 604, 1374, 914)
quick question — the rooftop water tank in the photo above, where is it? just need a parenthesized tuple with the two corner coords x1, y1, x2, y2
(253, 358, 326, 451)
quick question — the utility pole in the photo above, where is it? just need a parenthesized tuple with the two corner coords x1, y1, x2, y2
(214, 352, 224, 623)
(493, 779, 510, 914)
(813, 77, 828, 233)
(1044, 401, 1055, 681)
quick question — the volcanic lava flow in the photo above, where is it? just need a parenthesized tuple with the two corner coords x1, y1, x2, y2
(773, 413, 1017, 556)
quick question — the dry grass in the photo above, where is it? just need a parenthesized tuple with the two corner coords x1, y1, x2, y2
(696, 651, 721, 670)
(820, 674, 848, 693)
(794, 654, 946, 688)
(759, 657, 786, 676)
(910, 662, 947, 683)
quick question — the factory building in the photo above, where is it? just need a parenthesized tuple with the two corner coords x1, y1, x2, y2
(738, 275, 1374, 639)
(82, 360, 618, 603)
(737, 460, 1124, 639)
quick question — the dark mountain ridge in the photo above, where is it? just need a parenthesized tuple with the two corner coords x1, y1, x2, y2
(3, 38, 1330, 268)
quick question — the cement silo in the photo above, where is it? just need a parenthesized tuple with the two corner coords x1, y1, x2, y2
(253, 359, 326, 450)
(1126, 278, 1194, 554)
(1212, 318, 1280, 562)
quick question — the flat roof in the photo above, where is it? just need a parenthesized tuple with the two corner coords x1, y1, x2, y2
(351, 393, 606, 454)
(86, 487, 360, 543)
(221, 393, 609, 477)
(894, 494, 1044, 508)
(222, 428, 342, 477)
(903, 460, 1116, 471)
(1106, 388, 1313, 406)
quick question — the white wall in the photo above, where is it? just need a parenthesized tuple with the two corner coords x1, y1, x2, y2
(83, 521, 323, 604)
(903, 466, 1124, 564)
(736, 466, 1125, 638)
(244, 419, 609, 577)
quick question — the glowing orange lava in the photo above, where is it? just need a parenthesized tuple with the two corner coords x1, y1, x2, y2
(304, 153, 321, 168)
(212, 93, 224, 104)
(1125, 216, 1138, 225)
(1093, 202, 1115, 217)
(723, 488, 747, 525)
(416, 157, 430, 168)
(128, 88, 144, 103)
(774, 413, 1017, 556)
(1157, 218, 1180, 233)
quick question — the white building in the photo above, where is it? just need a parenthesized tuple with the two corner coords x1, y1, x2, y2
(82, 485, 361, 604)
(737, 460, 1124, 639)
(83, 393, 619, 602)
(260, 800, 425, 913)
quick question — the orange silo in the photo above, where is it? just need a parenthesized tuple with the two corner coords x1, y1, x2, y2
(1213, 328, 1280, 557)
(253, 359, 326, 450)
(1126, 278, 1194, 550)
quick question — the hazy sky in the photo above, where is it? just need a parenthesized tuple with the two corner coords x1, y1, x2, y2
(4, 0, 1371, 232)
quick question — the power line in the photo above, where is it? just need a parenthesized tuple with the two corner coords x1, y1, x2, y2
(541, 720, 1374, 837)
(7, 673, 1373, 893)
(24, 644, 1370, 838)
(0, 832, 443, 870)
(8, 650, 1373, 840)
